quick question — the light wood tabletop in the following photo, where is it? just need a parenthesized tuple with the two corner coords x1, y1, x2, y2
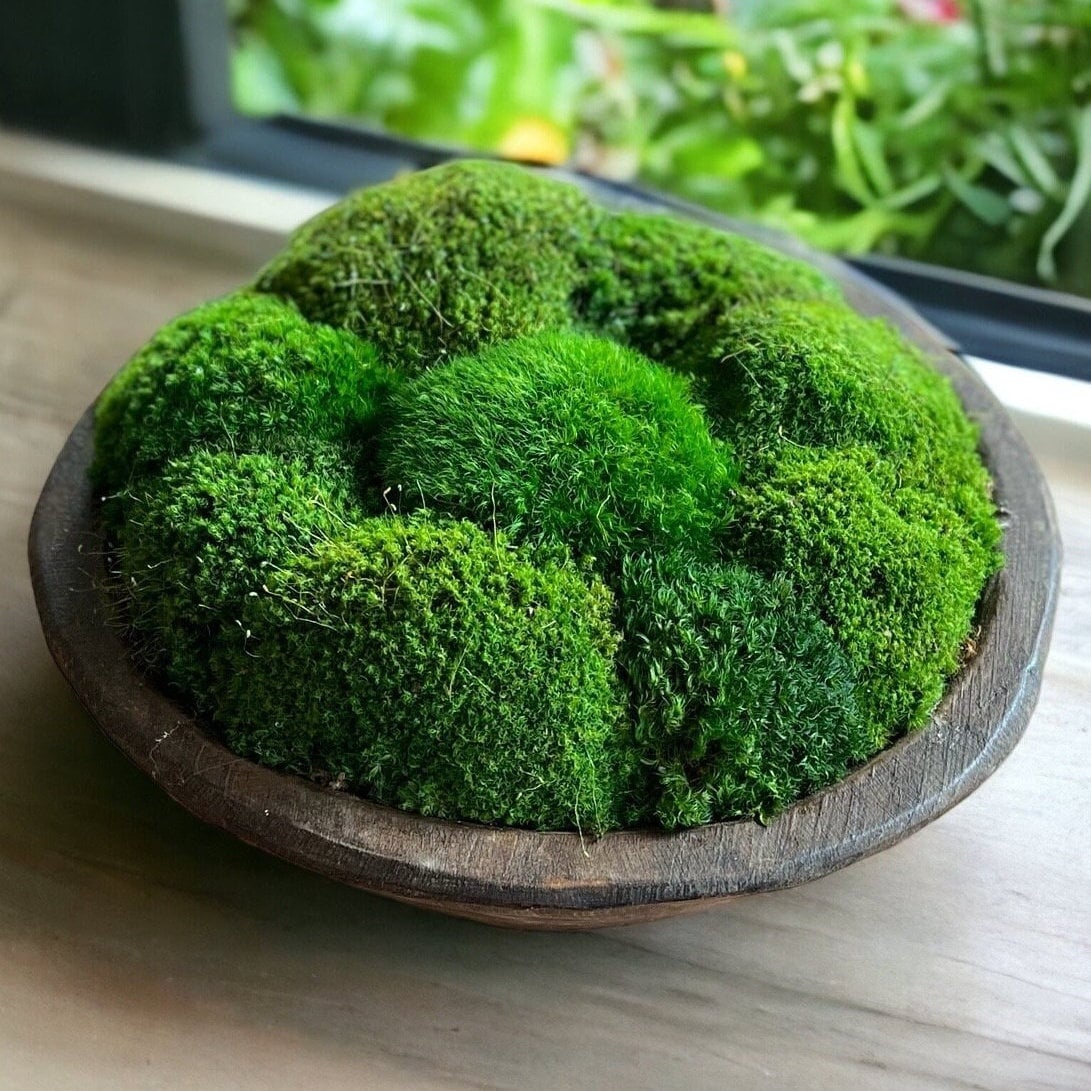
(1, 171, 1088, 1090)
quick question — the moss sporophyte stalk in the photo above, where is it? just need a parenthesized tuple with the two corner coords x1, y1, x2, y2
(93, 159, 1002, 833)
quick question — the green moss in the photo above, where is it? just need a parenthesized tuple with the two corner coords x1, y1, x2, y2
(90, 159, 1003, 832)
(575, 211, 840, 370)
(706, 298, 991, 489)
(379, 331, 738, 573)
(618, 556, 869, 827)
(93, 291, 392, 520)
(213, 516, 637, 833)
(116, 449, 357, 703)
(255, 160, 602, 371)
(733, 446, 1001, 738)
(708, 299, 1002, 739)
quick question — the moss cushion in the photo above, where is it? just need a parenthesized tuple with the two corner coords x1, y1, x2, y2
(92, 160, 1002, 832)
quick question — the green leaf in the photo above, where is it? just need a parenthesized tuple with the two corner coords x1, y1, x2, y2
(975, 132, 1030, 188)
(942, 165, 1011, 226)
(880, 174, 943, 212)
(897, 81, 952, 131)
(970, 0, 1008, 80)
(853, 121, 894, 198)
(831, 94, 873, 206)
(672, 135, 764, 180)
(796, 207, 920, 254)
(530, 0, 735, 45)
(232, 37, 302, 116)
(1038, 105, 1091, 282)
(1009, 125, 1063, 200)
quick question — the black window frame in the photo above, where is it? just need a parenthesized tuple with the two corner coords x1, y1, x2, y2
(2, 0, 1088, 380)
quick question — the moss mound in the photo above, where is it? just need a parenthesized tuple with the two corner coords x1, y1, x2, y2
(256, 159, 602, 371)
(92, 159, 1002, 833)
(115, 449, 357, 701)
(213, 517, 636, 833)
(733, 446, 1000, 736)
(93, 292, 392, 525)
(706, 299, 989, 481)
(618, 556, 870, 827)
(701, 299, 1003, 738)
(576, 211, 840, 370)
(379, 331, 738, 573)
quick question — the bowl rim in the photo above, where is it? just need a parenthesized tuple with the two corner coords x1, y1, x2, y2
(27, 186, 1061, 923)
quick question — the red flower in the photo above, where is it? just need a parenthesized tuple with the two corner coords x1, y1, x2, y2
(899, 0, 962, 23)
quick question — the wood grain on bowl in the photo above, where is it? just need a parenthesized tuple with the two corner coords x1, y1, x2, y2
(27, 194, 1060, 930)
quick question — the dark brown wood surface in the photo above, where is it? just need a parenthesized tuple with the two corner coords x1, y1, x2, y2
(27, 194, 1061, 930)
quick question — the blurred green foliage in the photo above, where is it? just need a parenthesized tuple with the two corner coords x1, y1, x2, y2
(230, 0, 1091, 294)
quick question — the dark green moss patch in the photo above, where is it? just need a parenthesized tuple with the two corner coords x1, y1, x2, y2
(115, 448, 358, 703)
(733, 446, 1000, 738)
(705, 299, 1003, 739)
(618, 556, 869, 827)
(213, 516, 637, 833)
(379, 331, 737, 573)
(705, 299, 989, 486)
(575, 211, 840, 371)
(256, 159, 602, 371)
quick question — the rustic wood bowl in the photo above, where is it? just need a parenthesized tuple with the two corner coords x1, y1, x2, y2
(27, 182, 1060, 930)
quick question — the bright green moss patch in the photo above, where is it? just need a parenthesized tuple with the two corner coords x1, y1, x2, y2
(213, 517, 637, 833)
(255, 159, 602, 371)
(705, 299, 985, 476)
(93, 291, 393, 525)
(94, 159, 1003, 832)
(115, 449, 357, 702)
(379, 331, 738, 573)
(618, 557, 870, 827)
(733, 446, 1001, 737)
(576, 211, 840, 370)
(711, 298, 1004, 557)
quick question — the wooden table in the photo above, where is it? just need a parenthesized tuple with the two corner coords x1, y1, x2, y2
(1, 165, 1088, 1090)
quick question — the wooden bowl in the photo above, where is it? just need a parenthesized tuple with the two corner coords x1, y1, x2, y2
(27, 185, 1061, 930)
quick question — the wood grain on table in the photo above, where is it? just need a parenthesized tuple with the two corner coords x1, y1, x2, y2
(1, 193, 1088, 1091)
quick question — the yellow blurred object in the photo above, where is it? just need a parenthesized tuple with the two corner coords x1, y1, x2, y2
(499, 118, 569, 166)
(722, 50, 747, 81)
